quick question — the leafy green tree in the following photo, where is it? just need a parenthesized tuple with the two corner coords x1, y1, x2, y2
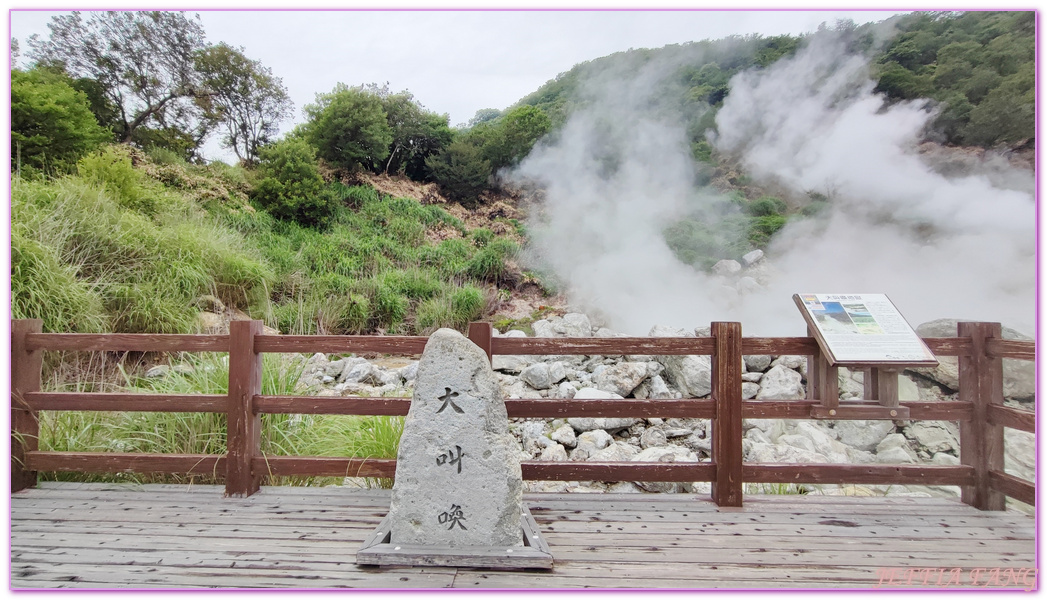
(28, 11, 212, 151)
(11, 67, 111, 173)
(196, 43, 293, 164)
(253, 138, 338, 227)
(481, 105, 551, 172)
(468, 108, 502, 127)
(425, 140, 491, 208)
(360, 84, 453, 179)
(302, 84, 393, 171)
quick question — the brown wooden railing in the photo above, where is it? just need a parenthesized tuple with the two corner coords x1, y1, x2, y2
(10, 319, 1035, 509)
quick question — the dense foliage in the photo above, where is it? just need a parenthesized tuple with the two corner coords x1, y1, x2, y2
(11, 67, 111, 174)
(871, 11, 1034, 146)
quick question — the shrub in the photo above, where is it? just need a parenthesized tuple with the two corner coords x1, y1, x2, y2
(77, 146, 162, 215)
(11, 67, 111, 174)
(253, 138, 339, 227)
(745, 196, 787, 217)
(748, 215, 787, 247)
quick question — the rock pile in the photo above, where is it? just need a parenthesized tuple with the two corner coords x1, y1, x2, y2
(156, 310, 1035, 509)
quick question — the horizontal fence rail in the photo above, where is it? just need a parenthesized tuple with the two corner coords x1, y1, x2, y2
(11, 319, 1035, 510)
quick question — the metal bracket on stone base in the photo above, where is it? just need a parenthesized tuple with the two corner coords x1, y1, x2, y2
(356, 506, 553, 570)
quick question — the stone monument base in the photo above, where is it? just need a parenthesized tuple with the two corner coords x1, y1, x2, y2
(356, 506, 553, 570)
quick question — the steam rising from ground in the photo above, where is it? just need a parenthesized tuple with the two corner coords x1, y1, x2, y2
(512, 35, 1036, 336)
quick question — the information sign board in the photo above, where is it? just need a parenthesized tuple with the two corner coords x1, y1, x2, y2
(793, 293, 938, 367)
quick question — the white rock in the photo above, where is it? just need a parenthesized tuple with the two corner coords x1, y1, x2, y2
(833, 420, 895, 452)
(323, 359, 347, 378)
(594, 362, 648, 397)
(590, 441, 638, 462)
(550, 424, 577, 448)
(566, 389, 638, 432)
(492, 355, 530, 374)
(747, 442, 829, 463)
(557, 381, 577, 399)
(744, 355, 773, 372)
(771, 355, 807, 371)
(539, 444, 569, 462)
(876, 433, 910, 454)
(573, 427, 611, 452)
(905, 422, 959, 454)
(755, 365, 805, 399)
(914, 319, 1034, 399)
(742, 382, 760, 400)
(640, 428, 667, 448)
(712, 259, 743, 275)
(398, 361, 420, 382)
(559, 313, 593, 337)
(932, 452, 960, 466)
(741, 249, 765, 266)
(531, 319, 558, 338)
(519, 363, 560, 390)
(875, 446, 916, 464)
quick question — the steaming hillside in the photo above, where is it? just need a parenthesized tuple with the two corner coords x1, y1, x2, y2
(508, 14, 1035, 337)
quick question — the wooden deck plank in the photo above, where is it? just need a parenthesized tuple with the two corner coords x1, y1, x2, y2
(10, 483, 1035, 589)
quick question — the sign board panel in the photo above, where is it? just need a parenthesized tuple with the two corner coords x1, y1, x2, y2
(793, 293, 938, 367)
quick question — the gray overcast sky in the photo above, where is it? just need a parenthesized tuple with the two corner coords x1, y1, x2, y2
(11, 7, 911, 160)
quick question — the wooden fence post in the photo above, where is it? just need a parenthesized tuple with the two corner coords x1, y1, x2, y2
(958, 322, 1005, 510)
(468, 322, 493, 364)
(226, 320, 263, 497)
(12, 319, 42, 493)
(711, 322, 743, 507)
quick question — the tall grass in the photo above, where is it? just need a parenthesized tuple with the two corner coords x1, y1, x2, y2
(38, 352, 404, 488)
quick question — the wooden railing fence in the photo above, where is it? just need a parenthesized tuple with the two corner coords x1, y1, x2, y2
(10, 319, 1035, 509)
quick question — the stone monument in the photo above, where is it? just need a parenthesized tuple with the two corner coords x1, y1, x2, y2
(357, 328, 552, 568)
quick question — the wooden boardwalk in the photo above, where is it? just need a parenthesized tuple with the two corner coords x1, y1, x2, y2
(10, 482, 1037, 589)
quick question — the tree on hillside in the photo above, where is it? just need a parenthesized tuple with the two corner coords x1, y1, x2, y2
(253, 138, 337, 227)
(355, 83, 454, 180)
(302, 84, 393, 171)
(11, 67, 111, 174)
(196, 43, 293, 164)
(425, 140, 491, 208)
(28, 11, 212, 154)
(481, 105, 551, 173)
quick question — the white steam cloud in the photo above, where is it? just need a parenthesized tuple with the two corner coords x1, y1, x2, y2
(512, 35, 1036, 337)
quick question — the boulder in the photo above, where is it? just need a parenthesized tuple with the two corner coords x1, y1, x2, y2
(904, 421, 959, 454)
(833, 420, 895, 452)
(756, 365, 805, 400)
(550, 424, 577, 448)
(744, 355, 773, 372)
(640, 428, 667, 449)
(519, 362, 566, 390)
(912, 319, 1034, 399)
(742, 382, 760, 400)
(594, 362, 648, 397)
(589, 441, 639, 462)
(632, 446, 699, 493)
(559, 313, 593, 337)
(573, 430, 613, 459)
(712, 259, 743, 275)
(539, 444, 569, 462)
(876, 433, 911, 454)
(741, 249, 765, 267)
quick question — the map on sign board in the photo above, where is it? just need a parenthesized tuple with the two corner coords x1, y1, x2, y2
(793, 293, 938, 367)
